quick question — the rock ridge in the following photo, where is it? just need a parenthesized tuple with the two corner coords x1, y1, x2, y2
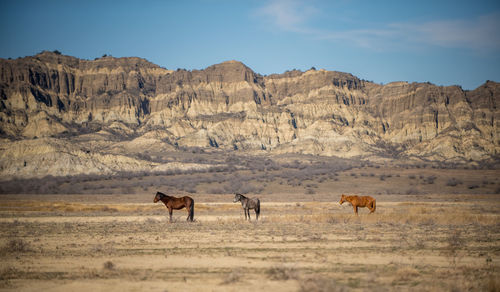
(0, 52, 499, 177)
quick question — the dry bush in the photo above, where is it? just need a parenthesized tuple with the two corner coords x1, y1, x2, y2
(446, 178, 463, 186)
(103, 261, 115, 270)
(298, 276, 346, 292)
(393, 266, 420, 282)
(266, 266, 298, 281)
(0, 266, 19, 284)
(447, 230, 465, 266)
(220, 268, 243, 285)
(91, 243, 116, 255)
(0, 239, 32, 254)
(305, 188, 316, 194)
(424, 175, 437, 184)
(405, 188, 422, 195)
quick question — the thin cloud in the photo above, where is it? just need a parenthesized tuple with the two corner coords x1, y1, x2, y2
(255, 0, 318, 33)
(404, 13, 500, 51)
(256, 1, 500, 52)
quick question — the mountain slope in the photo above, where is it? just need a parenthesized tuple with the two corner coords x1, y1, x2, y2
(0, 52, 498, 177)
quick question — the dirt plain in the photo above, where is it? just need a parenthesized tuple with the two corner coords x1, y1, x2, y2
(1, 165, 499, 291)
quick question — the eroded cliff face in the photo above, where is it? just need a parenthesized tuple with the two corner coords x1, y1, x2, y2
(0, 51, 168, 136)
(0, 52, 498, 177)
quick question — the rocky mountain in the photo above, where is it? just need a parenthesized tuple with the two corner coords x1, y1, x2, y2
(0, 51, 498, 178)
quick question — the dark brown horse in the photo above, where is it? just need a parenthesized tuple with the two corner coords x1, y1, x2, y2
(154, 192, 194, 222)
(234, 193, 260, 221)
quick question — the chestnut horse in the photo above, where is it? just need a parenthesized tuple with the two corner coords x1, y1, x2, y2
(154, 192, 194, 222)
(339, 194, 376, 215)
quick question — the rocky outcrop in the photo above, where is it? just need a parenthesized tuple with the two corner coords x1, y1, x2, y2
(0, 51, 498, 177)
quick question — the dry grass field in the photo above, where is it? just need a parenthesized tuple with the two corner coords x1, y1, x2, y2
(1, 191, 499, 291)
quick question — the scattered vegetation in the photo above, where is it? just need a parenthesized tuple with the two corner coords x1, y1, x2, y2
(0, 239, 32, 255)
(0, 154, 356, 194)
(298, 276, 343, 292)
(1, 197, 498, 291)
(1, 152, 498, 196)
(266, 266, 298, 281)
(103, 261, 115, 270)
(221, 269, 242, 285)
(446, 178, 463, 186)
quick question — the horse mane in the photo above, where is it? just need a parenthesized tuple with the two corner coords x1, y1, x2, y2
(342, 194, 357, 200)
(156, 191, 168, 199)
(236, 193, 247, 199)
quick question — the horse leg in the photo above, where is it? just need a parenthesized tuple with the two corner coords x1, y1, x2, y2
(353, 206, 358, 215)
(186, 206, 190, 221)
(247, 208, 251, 221)
(168, 208, 173, 222)
(255, 209, 259, 221)
(244, 208, 247, 220)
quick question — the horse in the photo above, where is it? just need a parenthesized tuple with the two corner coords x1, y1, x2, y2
(153, 192, 194, 222)
(233, 193, 260, 221)
(339, 194, 376, 215)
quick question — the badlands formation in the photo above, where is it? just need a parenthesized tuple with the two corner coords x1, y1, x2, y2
(0, 51, 498, 178)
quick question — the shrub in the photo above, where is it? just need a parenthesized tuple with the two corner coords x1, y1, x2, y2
(405, 188, 421, 195)
(103, 261, 115, 270)
(299, 276, 342, 292)
(424, 175, 436, 184)
(446, 178, 462, 187)
(266, 266, 297, 280)
(1, 239, 31, 254)
(208, 187, 225, 194)
(221, 269, 242, 284)
(305, 188, 316, 195)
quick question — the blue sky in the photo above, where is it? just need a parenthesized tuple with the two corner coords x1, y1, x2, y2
(1, 0, 499, 89)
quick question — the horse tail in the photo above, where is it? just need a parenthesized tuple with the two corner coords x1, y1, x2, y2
(371, 199, 376, 213)
(256, 199, 261, 217)
(190, 199, 195, 222)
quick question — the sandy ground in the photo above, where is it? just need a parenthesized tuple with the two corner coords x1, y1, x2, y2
(1, 194, 499, 291)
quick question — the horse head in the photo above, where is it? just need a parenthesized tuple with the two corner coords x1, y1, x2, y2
(233, 193, 242, 203)
(339, 194, 346, 205)
(154, 192, 164, 203)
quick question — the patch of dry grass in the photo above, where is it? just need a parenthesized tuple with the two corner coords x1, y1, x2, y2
(266, 266, 298, 281)
(393, 266, 420, 283)
(0, 201, 220, 213)
(248, 204, 497, 225)
(1, 194, 499, 291)
(220, 268, 243, 285)
(103, 260, 115, 270)
(298, 276, 346, 292)
(0, 238, 32, 255)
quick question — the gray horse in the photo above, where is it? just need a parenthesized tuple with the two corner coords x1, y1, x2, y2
(233, 193, 260, 221)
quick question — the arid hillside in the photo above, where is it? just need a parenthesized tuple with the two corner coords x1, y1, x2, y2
(0, 51, 499, 178)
